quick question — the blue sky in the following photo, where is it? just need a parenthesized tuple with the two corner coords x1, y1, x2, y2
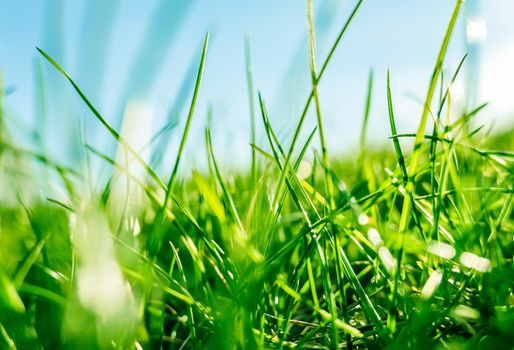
(0, 0, 513, 170)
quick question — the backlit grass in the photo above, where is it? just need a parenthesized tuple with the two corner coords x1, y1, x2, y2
(0, 0, 513, 349)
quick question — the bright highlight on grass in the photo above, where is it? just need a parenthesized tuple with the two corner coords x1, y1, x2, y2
(459, 252, 491, 272)
(427, 241, 456, 260)
(466, 18, 487, 43)
(421, 269, 443, 300)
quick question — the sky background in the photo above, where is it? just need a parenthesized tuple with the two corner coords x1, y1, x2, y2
(0, 0, 513, 172)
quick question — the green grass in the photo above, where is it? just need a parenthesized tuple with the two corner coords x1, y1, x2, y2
(1, 0, 514, 349)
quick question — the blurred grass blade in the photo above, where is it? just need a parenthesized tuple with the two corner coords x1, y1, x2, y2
(0, 267, 25, 313)
(387, 70, 408, 184)
(36, 47, 165, 190)
(359, 69, 374, 159)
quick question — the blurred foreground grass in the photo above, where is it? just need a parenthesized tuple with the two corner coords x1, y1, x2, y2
(1, 0, 513, 349)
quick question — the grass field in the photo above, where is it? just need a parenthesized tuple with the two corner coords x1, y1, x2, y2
(1, 0, 513, 349)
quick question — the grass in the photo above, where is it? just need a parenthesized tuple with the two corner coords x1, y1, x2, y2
(1, 0, 514, 348)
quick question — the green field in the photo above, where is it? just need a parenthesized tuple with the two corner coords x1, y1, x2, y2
(1, 0, 513, 349)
